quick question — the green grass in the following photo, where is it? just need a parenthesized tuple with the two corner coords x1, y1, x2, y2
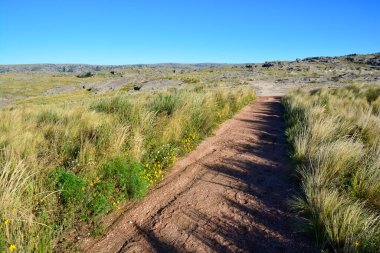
(0, 85, 255, 252)
(284, 85, 380, 252)
(148, 92, 180, 115)
(0, 72, 110, 99)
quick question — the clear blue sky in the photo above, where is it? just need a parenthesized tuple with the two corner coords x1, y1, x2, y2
(0, 0, 379, 64)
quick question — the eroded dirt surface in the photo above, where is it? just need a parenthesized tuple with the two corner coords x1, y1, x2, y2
(80, 97, 315, 253)
(250, 81, 292, 96)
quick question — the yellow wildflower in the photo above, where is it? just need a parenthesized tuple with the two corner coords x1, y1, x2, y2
(8, 244, 16, 252)
(4, 219, 10, 225)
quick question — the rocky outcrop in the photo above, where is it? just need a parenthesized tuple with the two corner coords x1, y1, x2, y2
(262, 62, 274, 68)
(303, 57, 338, 63)
(346, 53, 380, 67)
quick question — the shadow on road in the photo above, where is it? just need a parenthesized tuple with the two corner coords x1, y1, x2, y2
(86, 97, 316, 253)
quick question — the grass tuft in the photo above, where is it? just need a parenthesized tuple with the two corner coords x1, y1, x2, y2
(284, 85, 380, 252)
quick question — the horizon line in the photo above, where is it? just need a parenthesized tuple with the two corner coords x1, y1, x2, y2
(1, 52, 379, 66)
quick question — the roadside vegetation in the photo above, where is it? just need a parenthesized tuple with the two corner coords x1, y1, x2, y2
(284, 85, 380, 252)
(0, 86, 254, 252)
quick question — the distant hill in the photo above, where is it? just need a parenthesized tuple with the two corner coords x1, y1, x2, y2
(302, 53, 380, 66)
(0, 63, 232, 74)
(0, 53, 378, 74)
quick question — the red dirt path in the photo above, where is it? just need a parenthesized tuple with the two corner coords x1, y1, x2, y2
(78, 97, 315, 253)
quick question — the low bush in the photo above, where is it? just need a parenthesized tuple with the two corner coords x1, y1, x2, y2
(101, 157, 147, 199)
(76, 72, 94, 78)
(53, 168, 86, 206)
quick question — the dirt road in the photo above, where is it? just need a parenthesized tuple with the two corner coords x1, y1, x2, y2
(79, 97, 315, 253)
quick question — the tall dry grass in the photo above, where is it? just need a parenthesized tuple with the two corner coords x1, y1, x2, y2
(0, 86, 255, 252)
(284, 85, 380, 252)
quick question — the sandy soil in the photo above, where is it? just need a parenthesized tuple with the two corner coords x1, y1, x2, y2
(250, 81, 297, 96)
(43, 86, 80, 96)
(77, 97, 316, 253)
(140, 79, 182, 91)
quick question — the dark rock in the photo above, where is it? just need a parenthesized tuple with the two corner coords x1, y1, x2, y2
(346, 54, 380, 66)
(367, 57, 380, 67)
(76, 72, 94, 78)
(262, 62, 274, 68)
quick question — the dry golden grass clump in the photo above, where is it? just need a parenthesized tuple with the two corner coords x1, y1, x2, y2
(0, 86, 255, 252)
(284, 85, 380, 252)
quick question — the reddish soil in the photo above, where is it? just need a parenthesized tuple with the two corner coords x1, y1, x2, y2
(79, 97, 315, 253)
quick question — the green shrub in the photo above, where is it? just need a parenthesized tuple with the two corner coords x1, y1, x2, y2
(52, 168, 86, 206)
(143, 144, 178, 183)
(101, 157, 148, 199)
(88, 180, 114, 216)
